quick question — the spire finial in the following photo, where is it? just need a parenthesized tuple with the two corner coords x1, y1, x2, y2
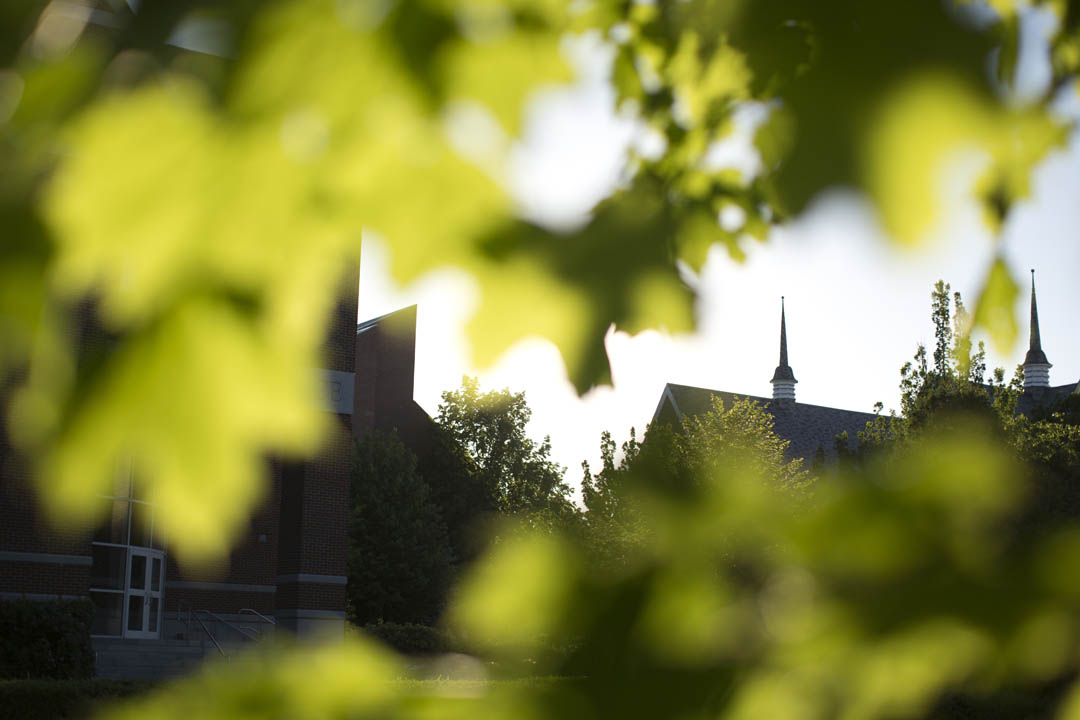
(771, 297, 796, 400)
(1024, 269, 1051, 388)
(1028, 270, 1044, 354)
(779, 297, 789, 367)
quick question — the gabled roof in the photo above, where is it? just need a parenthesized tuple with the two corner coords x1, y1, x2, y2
(357, 305, 417, 335)
(653, 383, 879, 462)
(1017, 381, 1080, 417)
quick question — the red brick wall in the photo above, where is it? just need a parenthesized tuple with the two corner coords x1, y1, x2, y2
(274, 582, 344, 613)
(353, 305, 433, 455)
(0, 468, 93, 557)
(163, 588, 275, 615)
(0, 562, 89, 596)
(275, 419, 351, 578)
(276, 268, 356, 620)
(1, 273, 359, 621)
(322, 268, 360, 373)
(163, 471, 281, 588)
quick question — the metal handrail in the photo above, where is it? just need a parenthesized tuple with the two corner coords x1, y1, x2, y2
(194, 609, 260, 642)
(238, 608, 276, 626)
(178, 601, 227, 658)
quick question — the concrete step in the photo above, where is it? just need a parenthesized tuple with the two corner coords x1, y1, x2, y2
(92, 637, 254, 681)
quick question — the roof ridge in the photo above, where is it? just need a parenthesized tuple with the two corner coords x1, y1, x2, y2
(356, 304, 417, 334)
(664, 383, 876, 417)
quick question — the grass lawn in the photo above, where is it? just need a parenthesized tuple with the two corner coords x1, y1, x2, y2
(0, 651, 573, 719)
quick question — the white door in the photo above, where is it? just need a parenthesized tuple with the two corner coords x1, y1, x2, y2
(123, 548, 165, 638)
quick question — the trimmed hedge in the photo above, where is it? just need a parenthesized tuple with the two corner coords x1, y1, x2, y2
(0, 599, 95, 680)
(359, 621, 458, 655)
(0, 679, 150, 720)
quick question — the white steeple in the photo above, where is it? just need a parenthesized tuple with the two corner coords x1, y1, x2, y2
(770, 297, 797, 401)
(1023, 269, 1051, 390)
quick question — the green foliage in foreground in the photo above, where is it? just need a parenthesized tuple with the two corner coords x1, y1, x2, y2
(854, 280, 1080, 500)
(96, 419, 1080, 720)
(2, 0, 1077, 564)
(346, 380, 581, 627)
(581, 396, 809, 570)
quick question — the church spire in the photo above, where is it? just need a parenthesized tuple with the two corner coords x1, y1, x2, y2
(770, 297, 797, 401)
(1023, 269, 1051, 389)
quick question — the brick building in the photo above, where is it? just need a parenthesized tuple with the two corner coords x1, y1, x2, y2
(353, 305, 433, 457)
(0, 273, 369, 649)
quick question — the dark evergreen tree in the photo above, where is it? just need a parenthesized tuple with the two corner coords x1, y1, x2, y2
(347, 431, 451, 626)
(417, 424, 491, 565)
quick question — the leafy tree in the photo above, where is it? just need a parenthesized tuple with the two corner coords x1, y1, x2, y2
(680, 396, 810, 491)
(1, 0, 1073, 562)
(416, 424, 491, 565)
(854, 280, 1000, 456)
(581, 397, 808, 568)
(347, 432, 451, 626)
(5, 3, 1080, 719)
(857, 280, 1080, 541)
(435, 377, 578, 528)
(579, 426, 668, 570)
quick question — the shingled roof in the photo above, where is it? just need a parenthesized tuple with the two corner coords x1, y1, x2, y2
(653, 383, 879, 463)
(1017, 381, 1080, 417)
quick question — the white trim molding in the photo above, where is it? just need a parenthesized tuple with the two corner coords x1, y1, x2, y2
(276, 573, 348, 586)
(0, 551, 92, 566)
(0, 592, 87, 601)
(1023, 362, 1052, 389)
(652, 385, 683, 423)
(275, 608, 347, 620)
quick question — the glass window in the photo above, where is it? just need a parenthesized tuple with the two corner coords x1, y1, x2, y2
(89, 546, 127, 590)
(93, 499, 129, 545)
(151, 557, 162, 593)
(127, 594, 144, 632)
(129, 554, 146, 591)
(151, 518, 166, 551)
(91, 592, 123, 636)
(130, 502, 152, 548)
(148, 598, 159, 633)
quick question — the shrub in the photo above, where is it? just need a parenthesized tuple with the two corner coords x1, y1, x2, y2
(359, 621, 457, 656)
(0, 679, 150, 720)
(0, 598, 95, 679)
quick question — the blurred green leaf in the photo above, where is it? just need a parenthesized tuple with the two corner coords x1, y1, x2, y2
(448, 530, 580, 658)
(972, 259, 1021, 354)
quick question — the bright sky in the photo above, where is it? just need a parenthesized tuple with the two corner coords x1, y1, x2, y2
(358, 14, 1080, 487)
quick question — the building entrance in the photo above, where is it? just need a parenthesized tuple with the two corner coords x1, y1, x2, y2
(123, 547, 165, 638)
(89, 469, 166, 639)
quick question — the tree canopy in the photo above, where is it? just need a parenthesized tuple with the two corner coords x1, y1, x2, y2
(581, 396, 808, 569)
(435, 377, 577, 526)
(6, 3, 1080, 718)
(2, 0, 1077, 562)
